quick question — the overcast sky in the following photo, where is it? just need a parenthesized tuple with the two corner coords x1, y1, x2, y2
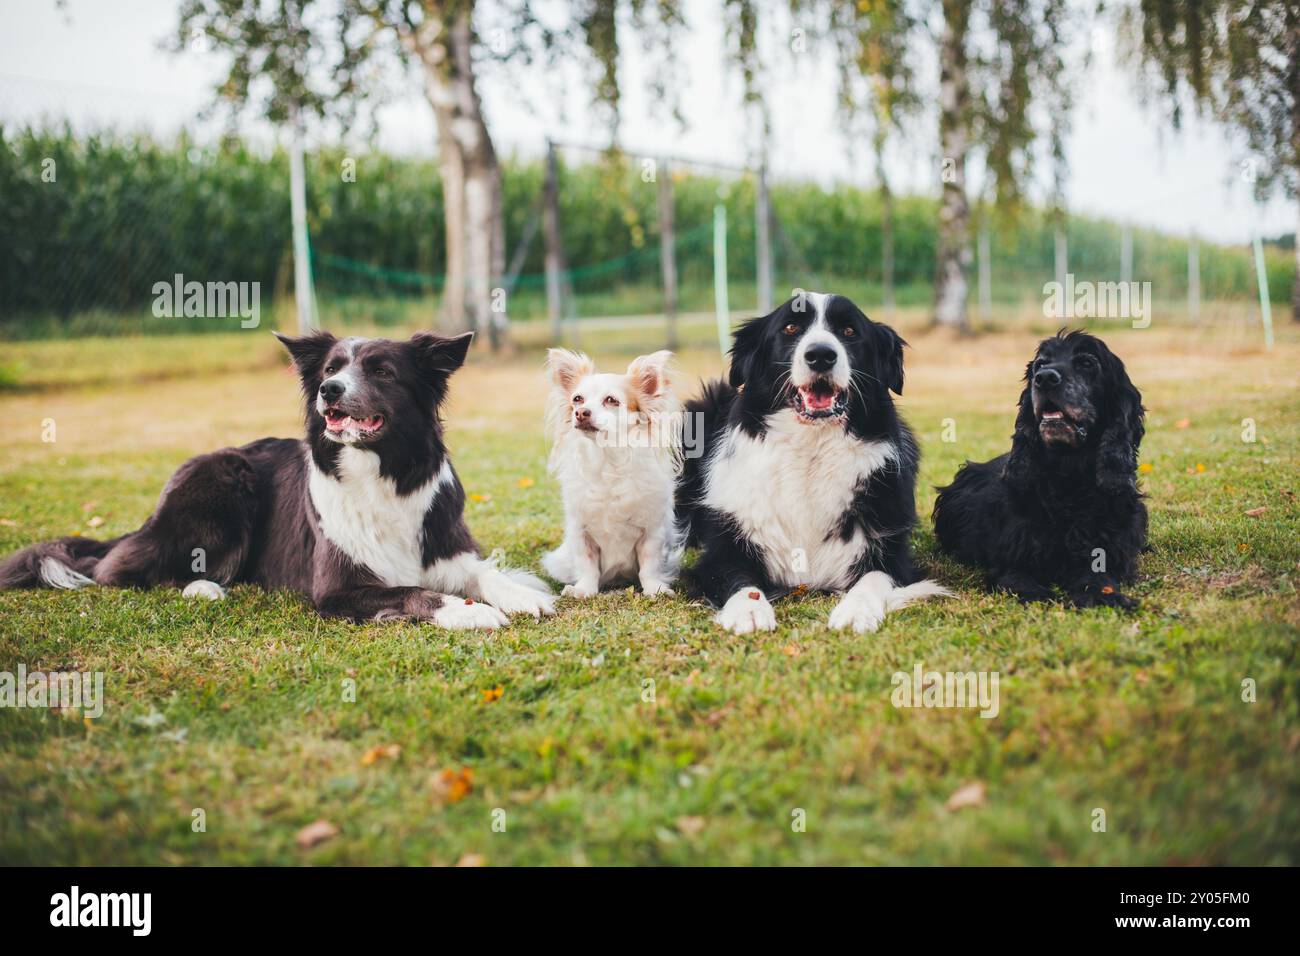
(0, 0, 1292, 246)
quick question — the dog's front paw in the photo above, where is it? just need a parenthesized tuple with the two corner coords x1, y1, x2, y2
(481, 577, 556, 618)
(640, 579, 675, 598)
(561, 582, 599, 600)
(716, 588, 776, 635)
(182, 579, 227, 601)
(1070, 584, 1138, 611)
(828, 591, 885, 633)
(432, 597, 510, 630)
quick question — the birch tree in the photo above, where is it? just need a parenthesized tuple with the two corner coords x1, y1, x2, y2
(930, 0, 1076, 331)
(1122, 0, 1300, 321)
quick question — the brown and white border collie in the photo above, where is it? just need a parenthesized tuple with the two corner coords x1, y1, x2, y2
(0, 330, 555, 629)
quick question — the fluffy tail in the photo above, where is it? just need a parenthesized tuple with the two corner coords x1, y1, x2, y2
(0, 536, 118, 590)
(884, 578, 952, 611)
(539, 545, 574, 585)
(676, 378, 735, 544)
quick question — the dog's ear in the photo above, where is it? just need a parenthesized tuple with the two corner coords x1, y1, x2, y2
(547, 349, 594, 391)
(411, 331, 474, 376)
(1094, 343, 1145, 491)
(274, 330, 336, 380)
(1001, 383, 1039, 491)
(627, 350, 673, 399)
(728, 316, 766, 388)
(870, 321, 906, 395)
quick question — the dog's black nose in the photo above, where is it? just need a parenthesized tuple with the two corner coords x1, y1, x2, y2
(320, 380, 346, 402)
(1033, 367, 1062, 389)
(804, 344, 838, 372)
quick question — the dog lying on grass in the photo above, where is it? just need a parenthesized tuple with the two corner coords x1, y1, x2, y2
(678, 292, 949, 634)
(0, 330, 556, 628)
(933, 329, 1147, 608)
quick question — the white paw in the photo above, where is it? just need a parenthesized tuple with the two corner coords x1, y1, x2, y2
(716, 588, 776, 635)
(432, 598, 509, 631)
(182, 580, 227, 601)
(561, 583, 599, 600)
(479, 574, 556, 618)
(828, 591, 886, 633)
(640, 580, 675, 598)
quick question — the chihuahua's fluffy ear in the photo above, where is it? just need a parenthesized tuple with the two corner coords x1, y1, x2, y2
(627, 350, 673, 398)
(547, 349, 594, 391)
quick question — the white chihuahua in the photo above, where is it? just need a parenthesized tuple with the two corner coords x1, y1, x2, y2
(543, 349, 683, 598)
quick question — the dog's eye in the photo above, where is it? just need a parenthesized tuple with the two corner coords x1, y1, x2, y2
(572, 395, 583, 404)
(372, 366, 392, 378)
(603, 396, 620, 407)
(783, 323, 800, 335)
(324, 364, 338, 375)
(1074, 355, 1097, 371)
(840, 326, 855, 337)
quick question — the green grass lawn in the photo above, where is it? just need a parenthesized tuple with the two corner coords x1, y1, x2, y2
(0, 311, 1297, 865)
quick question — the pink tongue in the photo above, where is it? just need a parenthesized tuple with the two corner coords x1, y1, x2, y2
(804, 389, 835, 410)
(326, 416, 353, 432)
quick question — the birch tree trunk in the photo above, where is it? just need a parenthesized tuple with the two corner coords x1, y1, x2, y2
(403, 3, 507, 349)
(1291, 8, 1300, 322)
(933, 0, 972, 331)
(431, 96, 467, 331)
(445, 11, 506, 349)
(875, 131, 895, 319)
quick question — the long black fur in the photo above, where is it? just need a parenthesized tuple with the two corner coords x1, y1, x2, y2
(932, 329, 1147, 608)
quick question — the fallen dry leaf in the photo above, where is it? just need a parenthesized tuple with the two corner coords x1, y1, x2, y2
(455, 853, 486, 867)
(432, 767, 474, 804)
(1244, 507, 1267, 518)
(86, 516, 105, 528)
(945, 782, 986, 812)
(516, 477, 534, 489)
(296, 819, 339, 849)
(1175, 418, 1190, 429)
(675, 816, 706, 837)
(780, 644, 802, 658)
(361, 743, 401, 766)
(0, 518, 17, 527)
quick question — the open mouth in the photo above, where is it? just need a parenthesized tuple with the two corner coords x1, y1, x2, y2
(1036, 401, 1081, 440)
(323, 407, 385, 436)
(792, 381, 847, 423)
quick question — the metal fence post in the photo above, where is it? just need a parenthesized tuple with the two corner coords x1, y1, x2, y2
(756, 164, 773, 314)
(658, 159, 678, 349)
(543, 139, 565, 342)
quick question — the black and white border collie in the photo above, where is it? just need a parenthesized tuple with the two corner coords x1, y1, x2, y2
(679, 292, 948, 634)
(0, 331, 555, 628)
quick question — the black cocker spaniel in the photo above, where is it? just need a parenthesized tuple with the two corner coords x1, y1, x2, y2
(933, 330, 1147, 609)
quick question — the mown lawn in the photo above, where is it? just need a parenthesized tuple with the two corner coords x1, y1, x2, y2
(1, 310, 1297, 865)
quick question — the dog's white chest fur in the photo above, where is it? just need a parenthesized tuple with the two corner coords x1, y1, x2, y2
(308, 447, 449, 587)
(552, 436, 676, 582)
(703, 410, 896, 591)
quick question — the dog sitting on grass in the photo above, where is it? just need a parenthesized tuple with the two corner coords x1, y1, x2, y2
(0, 330, 556, 628)
(542, 348, 683, 598)
(932, 329, 1147, 608)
